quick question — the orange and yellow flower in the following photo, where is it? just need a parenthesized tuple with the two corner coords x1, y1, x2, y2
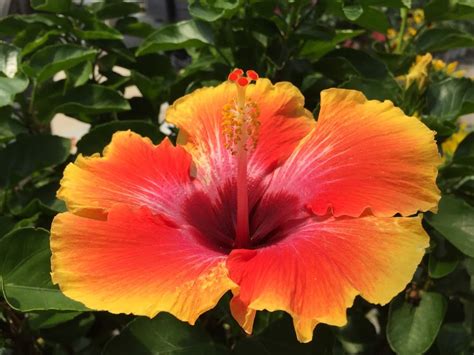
(50, 69, 441, 342)
(432, 59, 465, 78)
(442, 123, 470, 160)
(413, 9, 424, 25)
(398, 53, 433, 89)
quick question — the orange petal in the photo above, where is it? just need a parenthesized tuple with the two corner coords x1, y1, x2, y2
(166, 79, 314, 191)
(266, 88, 441, 217)
(227, 215, 428, 342)
(230, 295, 256, 334)
(51, 204, 236, 323)
(58, 131, 193, 219)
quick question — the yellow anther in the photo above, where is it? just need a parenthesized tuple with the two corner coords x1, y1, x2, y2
(222, 70, 261, 154)
(222, 97, 260, 154)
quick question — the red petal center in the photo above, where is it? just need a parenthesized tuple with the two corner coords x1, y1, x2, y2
(182, 180, 309, 252)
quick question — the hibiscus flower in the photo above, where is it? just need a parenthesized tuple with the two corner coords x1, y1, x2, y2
(51, 69, 440, 342)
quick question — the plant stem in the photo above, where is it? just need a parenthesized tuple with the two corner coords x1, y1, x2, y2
(395, 7, 408, 54)
(28, 80, 37, 115)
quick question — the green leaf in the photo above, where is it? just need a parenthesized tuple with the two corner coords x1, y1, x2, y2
(103, 72, 131, 91)
(0, 228, 88, 311)
(131, 71, 166, 103)
(436, 323, 472, 354)
(94, 2, 142, 19)
(40, 313, 95, 344)
(77, 120, 164, 156)
(0, 134, 70, 188)
(428, 242, 460, 279)
(0, 42, 20, 78)
(341, 76, 400, 102)
(416, 28, 474, 52)
(0, 215, 39, 239)
(439, 133, 474, 193)
(425, 0, 474, 21)
(189, 0, 241, 22)
(300, 29, 365, 60)
(115, 17, 155, 38)
(28, 311, 82, 330)
(30, 0, 71, 13)
(360, 0, 411, 6)
(337, 312, 376, 353)
(342, 2, 364, 21)
(0, 108, 26, 141)
(0, 73, 29, 107)
(421, 115, 457, 137)
(9, 181, 66, 216)
(316, 48, 389, 82)
(234, 316, 334, 354)
(133, 53, 175, 79)
(21, 29, 61, 56)
(0, 216, 17, 238)
(37, 84, 130, 122)
(387, 292, 447, 354)
(65, 61, 92, 89)
(353, 6, 389, 32)
(103, 314, 227, 354)
(0, 14, 71, 37)
(425, 195, 474, 257)
(454, 131, 474, 159)
(137, 20, 214, 55)
(24, 44, 97, 83)
(74, 21, 123, 40)
(426, 77, 474, 121)
(327, 1, 389, 31)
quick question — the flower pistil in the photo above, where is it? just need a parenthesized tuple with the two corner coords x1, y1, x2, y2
(223, 69, 260, 248)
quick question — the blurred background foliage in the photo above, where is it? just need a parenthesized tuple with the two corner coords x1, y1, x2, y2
(0, 0, 473, 353)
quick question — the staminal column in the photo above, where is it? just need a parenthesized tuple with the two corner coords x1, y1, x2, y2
(222, 69, 260, 249)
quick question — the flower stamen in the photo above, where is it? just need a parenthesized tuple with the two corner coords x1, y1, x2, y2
(223, 68, 260, 248)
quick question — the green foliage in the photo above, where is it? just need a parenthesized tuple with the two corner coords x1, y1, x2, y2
(137, 19, 215, 55)
(387, 292, 447, 354)
(0, 0, 473, 353)
(103, 314, 228, 354)
(0, 228, 88, 312)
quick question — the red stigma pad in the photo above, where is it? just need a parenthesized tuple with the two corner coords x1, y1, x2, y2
(246, 70, 259, 80)
(237, 77, 249, 87)
(228, 71, 240, 81)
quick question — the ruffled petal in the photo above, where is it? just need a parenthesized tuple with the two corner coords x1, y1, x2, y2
(58, 131, 193, 220)
(51, 204, 235, 323)
(265, 88, 441, 217)
(230, 295, 256, 334)
(227, 215, 428, 342)
(166, 79, 314, 192)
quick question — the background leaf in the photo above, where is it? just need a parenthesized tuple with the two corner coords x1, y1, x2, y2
(30, 0, 71, 13)
(0, 134, 70, 188)
(103, 314, 227, 354)
(0, 42, 20, 78)
(76, 120, 165, 155)
(37, 84, 130, 122)
(0, 228, 88, 312)
(425, 195, 474, 257)
(0, 72, 29, 107)
(24, 44, 97, 83)
(416, 28, 474, 52)
(387, 292, 447, 354)
(137, 20, 214, 55)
